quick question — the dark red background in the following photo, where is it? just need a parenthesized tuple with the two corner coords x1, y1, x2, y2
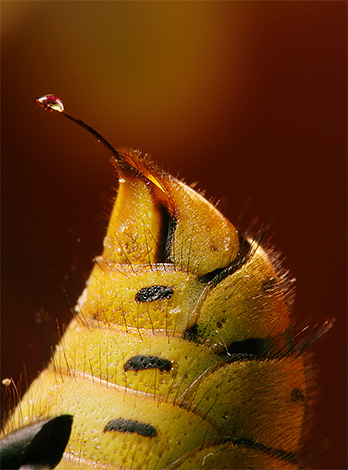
(1, 2, 346, 469)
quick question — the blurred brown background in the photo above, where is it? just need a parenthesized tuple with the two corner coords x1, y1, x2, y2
(1, 2, 346, 469)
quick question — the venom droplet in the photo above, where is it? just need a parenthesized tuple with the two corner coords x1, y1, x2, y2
(35, 94, 64, 112)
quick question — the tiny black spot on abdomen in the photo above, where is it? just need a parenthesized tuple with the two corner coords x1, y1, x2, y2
(291, 388, 305, 403)
(104, 418, 157, 437)
(124, 355, 172, 372)
(135, 285, 174, 303)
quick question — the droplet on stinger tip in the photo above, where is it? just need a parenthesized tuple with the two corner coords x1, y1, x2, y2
(36, 94, 64, 112)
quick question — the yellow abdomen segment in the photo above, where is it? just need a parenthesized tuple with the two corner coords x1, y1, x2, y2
(5, 148, 308, 470)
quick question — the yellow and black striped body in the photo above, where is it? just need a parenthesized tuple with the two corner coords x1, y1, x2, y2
(5, 149, 307, 469)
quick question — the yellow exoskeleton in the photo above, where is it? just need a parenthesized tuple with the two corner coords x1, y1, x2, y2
(1, 95, 332, 469)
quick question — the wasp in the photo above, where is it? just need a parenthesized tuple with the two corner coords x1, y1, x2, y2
(0, 95, 332, 470)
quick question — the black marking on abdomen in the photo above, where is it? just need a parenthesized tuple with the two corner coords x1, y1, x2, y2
(124, 355, 172, 372)
(183, 323, 199, 342)
(225, 437, 297, 465)
(104, 418, 157, 437)
(220, 338, 270, 359)
(135, 285, 174, 303)
(198, 235, 252, 286)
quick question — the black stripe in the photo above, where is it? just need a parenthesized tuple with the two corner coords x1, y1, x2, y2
(104, 419, 157, 437)
(164, 209, 177, 263)
(198, 235, 252, 285)
(157, 205, 174, 263)
(124, 355, 172, 372)
(135, 285, 174, 303)
(225, 437, 297, 465)
(220, 338, 270, 359)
